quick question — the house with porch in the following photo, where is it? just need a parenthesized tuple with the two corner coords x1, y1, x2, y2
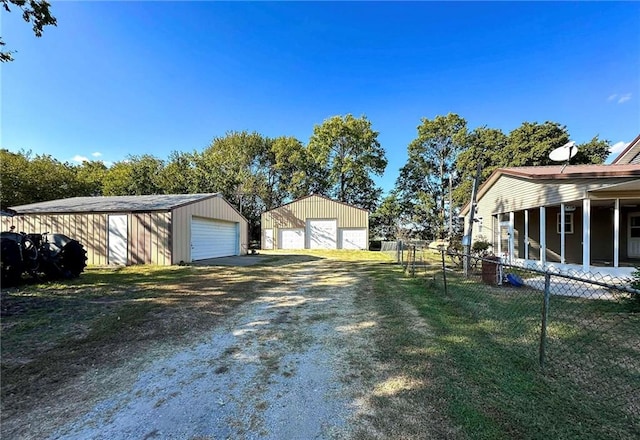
(461, 145, 640, 278)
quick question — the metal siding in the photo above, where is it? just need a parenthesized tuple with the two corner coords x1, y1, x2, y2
(1, 212, 173, 266)
(262, 195, 368, 248)
(1, 213, 111, 265)
(172, 195, 248, 264)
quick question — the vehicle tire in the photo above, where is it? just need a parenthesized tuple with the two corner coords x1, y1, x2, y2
(1, 237, 23, 286)
(58, 240, 88, 278)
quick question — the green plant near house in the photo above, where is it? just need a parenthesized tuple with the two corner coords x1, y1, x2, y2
(471, 239, 491, 253)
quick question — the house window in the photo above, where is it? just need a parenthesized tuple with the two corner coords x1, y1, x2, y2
(557, 212, 574, 234)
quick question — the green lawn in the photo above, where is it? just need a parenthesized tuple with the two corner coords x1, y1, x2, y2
(2, 250, 638, 439)
(364, 255, 639, 439)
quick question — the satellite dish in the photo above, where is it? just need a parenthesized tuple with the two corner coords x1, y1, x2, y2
(549, 141, 578, 162)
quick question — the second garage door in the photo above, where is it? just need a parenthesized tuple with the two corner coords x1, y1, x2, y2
(308, 219, 337, 249)
(191, 217, 239, 261)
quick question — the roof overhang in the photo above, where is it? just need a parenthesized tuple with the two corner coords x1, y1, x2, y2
(460, 164, 640, 215)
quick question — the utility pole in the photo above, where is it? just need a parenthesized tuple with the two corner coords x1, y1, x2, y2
(463, 164, 482, 276)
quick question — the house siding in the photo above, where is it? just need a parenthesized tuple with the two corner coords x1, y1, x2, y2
(172, 195, 248, 264)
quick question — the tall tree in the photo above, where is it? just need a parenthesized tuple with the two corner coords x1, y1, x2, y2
(1, 0, 57, 62)
(397, 113, 467, 239)
(453, 127, 507, 207)
(0, 149, 80, 208)
(370, 192, 404, 240)
(307, 114, 387, 211)
(74, 160, 108, 196)
(573, 136, 611, 164)
(102, 155, 164, 196)
(158, 151, 199, 194)
(502, 121, 570, 167)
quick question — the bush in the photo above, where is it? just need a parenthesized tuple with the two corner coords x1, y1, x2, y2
(472, 240, 491, 253)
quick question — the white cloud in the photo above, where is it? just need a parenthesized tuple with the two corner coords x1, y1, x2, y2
(618, 93, 631, 104)
(91, 152, 102, 158)
(608, 94, 618, 101)
(71, 155, 89, 163)
(610, 141, 630, 154)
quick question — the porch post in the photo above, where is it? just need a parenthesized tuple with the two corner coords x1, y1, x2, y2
(614, 198, 620, 268)
(583, 198, 591, 272)
(524, 209, 529, 260)
(509, 211, 515, 263)
(560, 203, 566, 264)
(540, 206, 546, 264)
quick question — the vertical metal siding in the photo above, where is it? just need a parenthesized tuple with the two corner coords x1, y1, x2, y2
(262, 195, 367, 228)
(172, 195, 248, 264)
(261, 195, 368, 248)
(1, 212, 173, 266)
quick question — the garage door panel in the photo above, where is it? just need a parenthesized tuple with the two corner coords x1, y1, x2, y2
(308, 219, 337, 249)
(279, 228, 304, 249)
(191, 217, 238, 261)
(340, 228, 367, 250)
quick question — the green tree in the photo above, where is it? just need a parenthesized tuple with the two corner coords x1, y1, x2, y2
(0, 149, 80, 208)
(453, 127, 507, 207)
(0, 149, 30, 208)
(573, 136, 611, 164)
(260, 136, 310, 210)
(74, 160, 107, 196)
(156, 151, 199, 194)
(102, 161, 134, 196)
(1, 0, 57, 62)
(102, 155, 165, 196)
(307, 114, 387, 211)
(369, 192, 403, 240)
(502, 121, 570, 167)
(397, 113, 467, 239)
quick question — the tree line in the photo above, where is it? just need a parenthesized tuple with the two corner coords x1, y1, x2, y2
(1, 113, 610, 242)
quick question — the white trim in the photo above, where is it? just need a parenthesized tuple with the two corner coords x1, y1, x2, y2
(524, 209, 529, 260)
(583, 199, 591, 272)
(614, 199, 619, 267)
(628, 212, 640, 258)
(509, 211, 515, 263)
(540, 206, 546, 264)
(560, 203, 565, 264)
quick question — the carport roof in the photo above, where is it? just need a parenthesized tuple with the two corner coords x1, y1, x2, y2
(10, 193, 221, 214)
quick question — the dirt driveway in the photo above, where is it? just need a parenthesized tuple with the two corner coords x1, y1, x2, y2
(3, 254, 454, 439)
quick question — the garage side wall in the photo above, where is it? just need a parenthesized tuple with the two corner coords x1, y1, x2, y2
(172, 196, 248, 263)
(0, 212, 172, 266)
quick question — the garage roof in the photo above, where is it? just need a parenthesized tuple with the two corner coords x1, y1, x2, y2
(10, 194, 221, 214)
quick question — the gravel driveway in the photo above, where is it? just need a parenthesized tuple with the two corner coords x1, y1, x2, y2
(46, 259, 382, 439)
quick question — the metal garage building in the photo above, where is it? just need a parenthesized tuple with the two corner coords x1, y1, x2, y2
(1, 194, 248, 265)
(261, 194, 369, 250)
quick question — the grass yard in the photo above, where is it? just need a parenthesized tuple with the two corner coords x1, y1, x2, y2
(365, 253, 639, 439)
(0, 254, 322, 422)
(2, 249, 638, 439)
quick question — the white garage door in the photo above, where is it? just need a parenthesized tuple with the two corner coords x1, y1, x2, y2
(191, 217, 238, 261)
(308, 219, 337, 249)
(340, 229, 367, 250)
(279, 229, 305, 249)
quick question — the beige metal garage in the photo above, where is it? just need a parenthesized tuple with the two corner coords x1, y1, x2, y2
(261, 194, 369, 250)
(1, 194, 248, 266)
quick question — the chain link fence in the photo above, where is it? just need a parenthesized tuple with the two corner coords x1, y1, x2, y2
(392, 242, 640, 420)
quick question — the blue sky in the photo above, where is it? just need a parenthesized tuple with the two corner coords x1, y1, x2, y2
(2, 1, 639, 195)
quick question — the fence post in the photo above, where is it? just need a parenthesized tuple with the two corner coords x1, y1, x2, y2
(539, 273, 551, 369)
(411, 246, 416, 277)
(441, 249, 448, 295)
